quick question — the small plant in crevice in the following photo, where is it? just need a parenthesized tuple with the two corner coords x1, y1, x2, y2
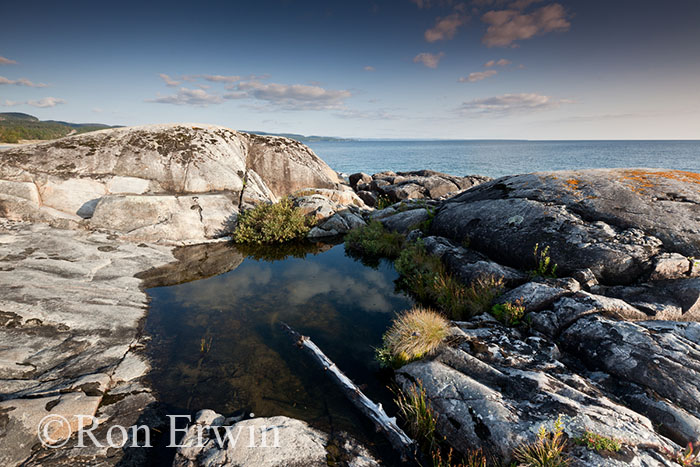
(665, 442, 700, 466)
(200, 336, 213, 353)
(394, 380, 439, 452)
(376, 307, 448, 368)
(376, 194, 393, 210)
(491, 298, 526, 327)
(430, 446, 488, 467)
(530, 243, 558, 278)
(573, 431, 621, 453)
(344, 220, 405, 266)
(232, 198, 315, 244)
(513, 416, 570, 467)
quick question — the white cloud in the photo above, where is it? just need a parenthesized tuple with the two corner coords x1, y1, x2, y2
(509, 0, 544, 9)
(233, 81, 351, 110)
(0, 56, 17, 65)
(27, 97, 65, 108)
(425, 12, 466, 42)
(159, 73, 180, 87)
(481, 3, 570, 47)
(150, 74, 351, 111)
(334, 108, 398, 120)
(459, 69, 498, 82)
(364, 65, 376, 72)
(458, 92, 571, 114)
(202, 74, 241, 83)
(484, 58, 512, 67)
(413, 52, 444, 68)
(2, 100, 21, 106)
(147, 88, 225, 106)
(0, 76, 48, 87)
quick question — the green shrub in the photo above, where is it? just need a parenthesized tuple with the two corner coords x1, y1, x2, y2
(513, 416, 570, 467)
(395, 241, 504, 320)
(376, 195, 393, 209)
(376, 307, 448, 368)
(573, 431, 621, 453)
(344, 220, 404, 264)
(530, 243, 558, 278)
(491, 299, 526, 326)
(232, 198, 314, 244)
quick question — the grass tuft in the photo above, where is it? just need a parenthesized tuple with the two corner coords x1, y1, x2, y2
(530, 243, 558, 278)
(376, 307, 448, 368)
(513, 416, 570, 467)
(232, 198, 315, 244)
(395, 241, 504, 320)
(394, 380, 439, 451)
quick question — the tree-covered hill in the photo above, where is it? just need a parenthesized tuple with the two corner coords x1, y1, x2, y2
(0, 113, 120, 143)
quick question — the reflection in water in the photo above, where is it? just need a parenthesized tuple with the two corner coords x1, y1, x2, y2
(145, 243, 412, 449)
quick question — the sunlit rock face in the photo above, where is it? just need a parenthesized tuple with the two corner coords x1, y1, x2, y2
(0, 124, 344, 243)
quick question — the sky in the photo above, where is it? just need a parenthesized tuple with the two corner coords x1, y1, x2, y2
(1, 0, 699, 140)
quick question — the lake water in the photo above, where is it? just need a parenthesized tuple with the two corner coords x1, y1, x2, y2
(144, 242, 412, 461)
(307, 140, 700, 178)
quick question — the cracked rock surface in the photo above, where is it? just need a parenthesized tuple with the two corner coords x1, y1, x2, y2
(0, 219, 174, 465)
(386, 169, 700, 466)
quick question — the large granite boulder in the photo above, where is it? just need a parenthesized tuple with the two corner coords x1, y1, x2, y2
(432, 169, 700, 284)
(0, 124, 343, 243)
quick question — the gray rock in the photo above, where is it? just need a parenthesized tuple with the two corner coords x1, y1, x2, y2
(380, 208, 431, 234)
(432, 169, 700, 284)
(559, 317, 700, 423)
(600, 278, 700, 320)
(355, 170, 490, 203)
(356, 190, 377, 207)
(349, 172, 372, 189)
(0, 219, 174, 466)
(422, 236, 527, 286)
(307, 208, 367, 238)
(397, 319, 678, 465)
(173, 412, 379, 467)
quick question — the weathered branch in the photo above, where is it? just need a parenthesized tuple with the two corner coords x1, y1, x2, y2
(280, 322, 418, 463)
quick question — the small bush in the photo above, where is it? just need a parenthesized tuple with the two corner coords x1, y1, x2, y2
(376, 307, 448, 368)
(394, 380, 439, 451)
(573, 431, 621, 453)
(232, 198, 314, 244)
(344, 220, 405, 263)
(530, 243, 558, 278)
(376, 194, 393, 209)
(513, 416, 570, 467)
(491, 298, 526, 326)
(395, 241, 504, 320)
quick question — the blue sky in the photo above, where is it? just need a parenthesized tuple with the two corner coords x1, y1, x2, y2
(1, 0, 699, 139)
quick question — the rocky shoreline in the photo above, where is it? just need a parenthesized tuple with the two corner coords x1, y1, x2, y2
(1, 126, 698, 466)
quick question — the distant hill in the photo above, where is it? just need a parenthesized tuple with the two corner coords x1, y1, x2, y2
(242, 130, 354, 143)
(0, 112, 120, 143)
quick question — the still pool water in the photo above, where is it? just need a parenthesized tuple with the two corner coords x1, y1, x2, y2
(144, 242, 413, 457)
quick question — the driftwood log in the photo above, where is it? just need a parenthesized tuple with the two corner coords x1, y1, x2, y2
(281, 322, 418, 462)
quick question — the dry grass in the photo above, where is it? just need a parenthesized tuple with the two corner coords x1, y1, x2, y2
(377, 307, 448, 367)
